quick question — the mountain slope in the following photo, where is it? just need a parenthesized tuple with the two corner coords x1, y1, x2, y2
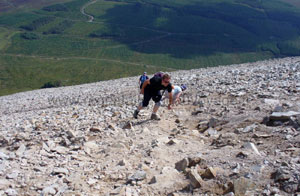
(0, 57, 299, 195)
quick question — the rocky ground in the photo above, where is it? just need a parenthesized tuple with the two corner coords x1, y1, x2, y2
(0, 57, 300, 196)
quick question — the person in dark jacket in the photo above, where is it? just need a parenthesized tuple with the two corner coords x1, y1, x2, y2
(133, 73, 173, 120)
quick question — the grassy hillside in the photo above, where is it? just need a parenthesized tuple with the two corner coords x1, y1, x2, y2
(1, 0, 300, 96)
(0, 0, 74, 12)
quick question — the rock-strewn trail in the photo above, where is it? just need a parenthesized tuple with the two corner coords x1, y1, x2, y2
(0, 57, 300, 195)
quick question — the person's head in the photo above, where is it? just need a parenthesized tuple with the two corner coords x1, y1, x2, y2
(181, 84, 187, 91)
(143, 72, 147, 75)
(162, 73, 171, 87)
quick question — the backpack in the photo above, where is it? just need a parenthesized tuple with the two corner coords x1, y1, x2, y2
(153, 72, 167, 96)
(153, 71, 164, 78)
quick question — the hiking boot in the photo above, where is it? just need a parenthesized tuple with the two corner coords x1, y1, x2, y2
(151, 113, 161, 120)
(133, 110, 139, 119)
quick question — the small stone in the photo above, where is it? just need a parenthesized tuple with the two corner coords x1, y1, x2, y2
(150, 167, 189, 193)
(42, 142, 51, 152)
(15, 144, 26, 157)
(66, 130, 77, 138)
(285, 135, 293, 140)
(0, 136, 8, 147)
(123, 121, 134, 130)
(149, 176, 157, 184)
(192, 109, 204, 115)
(236, 152, 248, 159)
(264, 99, 280, 106)
(90, 127, 101, 132)
(243, 142, 261, 156)
(273, 105, 283, 112)
(188, 167, 203, 188)
(270, 111, 300, 121)
(6, 171, 18, 179)
(52, 168, 69, 175)
(223, 192, 235, 196)
(209, 117, 218, 128)
(251, 165, 264, 173)
(42, 186, 56, 195)
(5, 189, 18, 196)
(0, 179, 11, 189)
(207, 128, 219, 136)
(242, 124, 257, 133)
(271, 169, 290, 182)
(107, 123, 116, 130)
(0, 151, 9, 160)
(282, 183, 299, 193)
(232, 163, 240, 174)
(117, 159, 126, 166)
(233, 177, 256, 196)
(270, 187, 280, 194)
(201, 167, 217, 179)
(87, 178, 97, 185)
(188, 155, 206, 168)
(128, 170, 146, 182)
(175, 158, 189, 172)
(166, 139, 177, 145)
(197, 121, 209, 133)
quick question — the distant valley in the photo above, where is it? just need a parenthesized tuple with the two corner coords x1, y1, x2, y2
(1, 0, 300, 95)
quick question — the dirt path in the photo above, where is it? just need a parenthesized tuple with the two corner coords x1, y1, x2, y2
(80, 0, 98, 22)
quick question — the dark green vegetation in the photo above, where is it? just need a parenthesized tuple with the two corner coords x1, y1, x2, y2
(1, 0, 300, 95)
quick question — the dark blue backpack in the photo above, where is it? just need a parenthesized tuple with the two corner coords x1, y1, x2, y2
(154, 71, 164, 78)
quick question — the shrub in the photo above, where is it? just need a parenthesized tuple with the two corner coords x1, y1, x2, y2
(20, 17, 55, 31)
(43, 4, 68, 12)
(41, 81, 62, 88)
(20, 32, 39, 40)
(43, 20, 74, 34)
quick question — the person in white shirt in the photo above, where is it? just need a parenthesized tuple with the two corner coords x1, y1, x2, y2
(162, 84, 187, 105)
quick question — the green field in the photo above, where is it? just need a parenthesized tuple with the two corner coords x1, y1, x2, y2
(1, 0, 300, 96)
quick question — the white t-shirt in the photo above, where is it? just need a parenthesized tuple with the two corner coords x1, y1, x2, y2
(172, 85, 182, 99)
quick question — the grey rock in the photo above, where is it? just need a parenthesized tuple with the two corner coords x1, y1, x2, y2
(175, 158, 189, 172)
(0, 151, 9, 160)
(0, 136, 8, 147)
(242, 124, 257, 133)
(270, 111, 300, 121)
(207, 128, 219, 137)
(117, 159, 127, 166)
(6, 171, 19, 179)
(264, 99, 280, 106)
(42, 186, 56, 195)
(188, 167, 203, 188)
(87, 178, 98, 185)
(5, 189, 18, 196)
(201, 167, 217, 179)
(123, 121, 134, 130)
(208, 117, 218, 128)
(90, 127, 101, 132)
(52, 168, 69, 175)
(271, 169, 291, 182)
(149, 167, 189, 193)
(273, 105, 283, 112)
(0, 179, 11, 189)
(128, 170, 146, 182)
(15, 143, 26, 157)
(223, 192, 235, 196)
(243, 142, 261, 156)
(233, 177, 256, 196)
